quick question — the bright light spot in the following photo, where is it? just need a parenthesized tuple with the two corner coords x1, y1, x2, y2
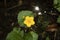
(38, 12, 42, 15)
(35, 6, 39, 11)
(44, 11, 46, 13)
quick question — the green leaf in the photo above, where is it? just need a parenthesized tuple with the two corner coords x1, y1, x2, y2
(57, 16, 60, 23)
(24, 32, 32, 40)
(54, 0, 60, 12)
(46, 37, 50, 40)
(17, 10, 34, 27)
(54, 0, 58, 5)
(57, 7, 60, 12)
(6, 28, 38, 40)
(6, 27, 24, 40)
(30, 31, 38, 40)
(24, 31, 38, 40)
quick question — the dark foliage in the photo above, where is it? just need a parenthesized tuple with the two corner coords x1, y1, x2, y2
(0, 0, 60, 40)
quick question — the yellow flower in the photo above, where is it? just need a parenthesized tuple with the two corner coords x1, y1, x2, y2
(24, 16, 35, 27)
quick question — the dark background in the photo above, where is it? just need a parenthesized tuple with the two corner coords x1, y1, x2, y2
(0, 0, 60, 40)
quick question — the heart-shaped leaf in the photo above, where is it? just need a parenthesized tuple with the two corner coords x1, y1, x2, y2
(6, 27, 24, 40)
(24, 31, 38, 40)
